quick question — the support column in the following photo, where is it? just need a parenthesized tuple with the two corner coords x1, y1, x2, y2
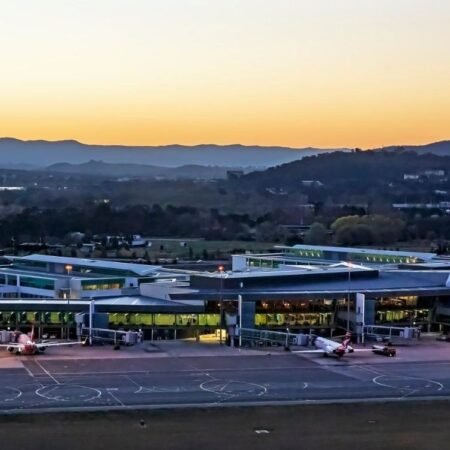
(355, 293, 365, 344)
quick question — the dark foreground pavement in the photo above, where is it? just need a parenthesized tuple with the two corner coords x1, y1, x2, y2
(0, 401, 449, 450)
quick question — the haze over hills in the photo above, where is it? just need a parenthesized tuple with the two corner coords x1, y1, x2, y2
(0, 138, 343, 169)
(376, 140, 450, 155)
(45, 161, 237, 179)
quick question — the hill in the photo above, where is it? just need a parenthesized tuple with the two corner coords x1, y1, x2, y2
(45, 161, 235, 179)
(240, 150, 450, 189)
(376, 140, 450, 156)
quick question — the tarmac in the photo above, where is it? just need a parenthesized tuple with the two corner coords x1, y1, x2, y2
(0, 336, 450, 414)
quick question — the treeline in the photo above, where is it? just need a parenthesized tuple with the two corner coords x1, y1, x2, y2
(2, 202, 450, 251)
(0, 203, 289, 245)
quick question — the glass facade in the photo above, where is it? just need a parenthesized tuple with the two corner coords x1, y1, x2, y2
(0, 311, 75, 325)
(81, 278, 125, 291)
(375, 296, 431, 325)
(280, 247, 426, 264)
(247, 258, 280, 269)
(71, 265, 143, 277)
(255, 312, 333, 327)
(107, 313, 221, 327)
(14, 260, 47, 270)
(20, 276, 55, 290)
(254, 299, 335, 328)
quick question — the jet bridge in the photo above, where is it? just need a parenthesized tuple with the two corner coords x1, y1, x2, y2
(238, 327, 308, 348)
(363, 324, 419, 343)
(78, 326, 139, 346)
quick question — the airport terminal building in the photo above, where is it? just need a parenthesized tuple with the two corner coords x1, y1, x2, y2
(1, 247, 450, 340)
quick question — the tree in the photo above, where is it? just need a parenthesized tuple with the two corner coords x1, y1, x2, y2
(331, 214, 405, 246)
(303, 223, 328, 245)
(335, 224, 374, 246)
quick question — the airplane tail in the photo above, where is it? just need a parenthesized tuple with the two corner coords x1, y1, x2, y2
(342, 332, 352, 348)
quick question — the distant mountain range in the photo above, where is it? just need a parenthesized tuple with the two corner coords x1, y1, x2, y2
(0, 138, 448, 172)
(0, 138, 343, 169)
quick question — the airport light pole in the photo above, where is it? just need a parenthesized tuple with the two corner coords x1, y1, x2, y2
(347, 262, 351, 332)
(89, 298, 95, 346)
(218, 265, 224, 345)
(238, 295, 242, 348)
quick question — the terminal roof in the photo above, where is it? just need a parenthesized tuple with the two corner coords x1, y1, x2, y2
(275, 244, 436, 260)
(6, 254, 161, 276)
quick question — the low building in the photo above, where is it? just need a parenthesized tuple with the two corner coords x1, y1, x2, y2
(232, 244, 435, 268)
(1, 248, 450, 340)
(0, 254, 162, 299)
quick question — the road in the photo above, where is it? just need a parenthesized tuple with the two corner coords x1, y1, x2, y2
(1, 351, 450, 412)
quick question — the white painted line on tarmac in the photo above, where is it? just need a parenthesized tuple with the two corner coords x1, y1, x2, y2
(35, 384, 102, 402)
(122, 374, 143, 394)
(107, 390, 126, 407)
(373, 375, 444, 392)
(35, 360, 60, 385)
(0, 387, 22, 402)
(46, 366, 317, 377)
(22, 364, 35, 378)
(354, 365, 385, 376)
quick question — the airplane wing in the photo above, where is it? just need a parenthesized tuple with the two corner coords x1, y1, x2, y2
(36, 341, 83, 348)
(291, 349, 325, 354)
(0, 344, 20, 348)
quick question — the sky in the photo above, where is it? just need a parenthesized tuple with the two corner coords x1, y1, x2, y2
(0, 0, 449, 149)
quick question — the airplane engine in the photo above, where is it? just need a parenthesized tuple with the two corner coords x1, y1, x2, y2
(6, 346, 15, 353)
(333, 346, 346, 357)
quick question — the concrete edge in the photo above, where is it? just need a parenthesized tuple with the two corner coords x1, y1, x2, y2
(2, 395, 450, 416)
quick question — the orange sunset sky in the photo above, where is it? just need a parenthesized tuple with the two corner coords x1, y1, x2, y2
(1, 0, 449, 149)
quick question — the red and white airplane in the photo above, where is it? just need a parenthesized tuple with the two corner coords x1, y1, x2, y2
(0, 326, 83, 355)
(292, 333, 396, 358)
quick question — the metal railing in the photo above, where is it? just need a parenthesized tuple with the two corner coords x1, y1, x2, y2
(238, 327, 299, 347)
(363, 324, 419, 341)
(79, 326, 140, 345)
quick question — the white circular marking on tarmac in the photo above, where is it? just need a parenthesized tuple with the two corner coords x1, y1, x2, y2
(200, 379, 267, 397)
(0, 387, 22, 402)
(134, 385, 182, 394)
(35, 384, 102, 402)
(373, 375, 444, 392)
